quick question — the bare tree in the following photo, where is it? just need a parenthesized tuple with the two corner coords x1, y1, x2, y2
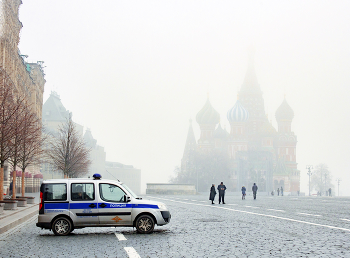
(8, 96, 27, 199)
(0, 70, 24, 200)
(46, 115, 91, 178)
(310, 163, 334, 195)
(17, 105, 45, 197)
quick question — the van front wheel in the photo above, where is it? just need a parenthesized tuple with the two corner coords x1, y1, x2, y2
(52, 217, 72, 236)
(135, 215, 155, 234)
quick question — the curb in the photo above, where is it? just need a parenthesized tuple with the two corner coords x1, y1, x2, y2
(0, 204, 38, 234)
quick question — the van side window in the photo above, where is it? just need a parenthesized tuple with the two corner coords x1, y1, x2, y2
(44, 183, 67, 201)
(71, 183, 95, 201)
(99, 184, 125, 202)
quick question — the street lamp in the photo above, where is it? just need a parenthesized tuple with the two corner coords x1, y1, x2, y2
(306, 165, 313, 196)
(336, 178, 342, 196)
(196, 165, 198, 193)
(324, 172, 327, 196)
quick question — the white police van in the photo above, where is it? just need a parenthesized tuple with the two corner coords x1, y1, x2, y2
(36, 174, 171, 236)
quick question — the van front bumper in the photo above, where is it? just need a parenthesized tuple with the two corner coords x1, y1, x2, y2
(160, 211, 171, 223)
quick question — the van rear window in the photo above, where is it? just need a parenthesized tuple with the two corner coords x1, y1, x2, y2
(43, 183, 67, 201)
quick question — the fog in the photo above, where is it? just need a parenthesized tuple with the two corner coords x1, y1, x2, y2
(18, 1, 350, 194)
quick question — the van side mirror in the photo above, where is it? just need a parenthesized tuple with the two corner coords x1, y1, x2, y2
(124, 195, 131, 202)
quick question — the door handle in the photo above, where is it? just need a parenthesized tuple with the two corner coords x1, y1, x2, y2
(99, 203, 106, 208)
(89, 204, 96, 208)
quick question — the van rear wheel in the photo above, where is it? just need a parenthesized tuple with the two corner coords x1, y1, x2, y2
(135, 215, 155, 234)
(52, 217, 72, 236)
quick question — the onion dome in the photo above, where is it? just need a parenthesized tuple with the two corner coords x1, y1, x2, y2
(275, 97, 294, 121)
(227, 100, 249, 123)
(214, 124, 229, 139)
(196, 98, 220, 124)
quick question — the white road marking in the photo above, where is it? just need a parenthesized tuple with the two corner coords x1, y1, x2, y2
(149, 197, 350, 232)
(124, 247, 141, 258)
(244, 205, 259, 209)
(226, 204, 238, 206)
(341, 218, 350, 222)
(115, 233, 127, 241)
(191, 200, 197, 201)
(297, 212, 321, 217)
(267, 208, 285, 212)
(183, 199, 189, 200)
(199, 201, 206, 203)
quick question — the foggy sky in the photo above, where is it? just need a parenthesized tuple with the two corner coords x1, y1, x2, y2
(18, 0, 350, 194)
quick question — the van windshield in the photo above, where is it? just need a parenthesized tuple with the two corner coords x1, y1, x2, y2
(122, 183, 138, 198)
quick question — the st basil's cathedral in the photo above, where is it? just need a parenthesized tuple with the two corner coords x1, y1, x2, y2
(181, 55, 300, 193)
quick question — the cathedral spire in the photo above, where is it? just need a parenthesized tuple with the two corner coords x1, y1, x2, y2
(181, 119, 197, 171)
(239, 46, 261, 94)
(182, 119, 197, 158)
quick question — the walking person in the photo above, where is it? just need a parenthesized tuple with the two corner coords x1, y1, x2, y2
(277, 188, 280, 196)
(241, 186, 246, 200)
(281, 186, 283, 196)
(217, 182, 227, 204)
(252, 183, 258, 200)
(9, 180, 13, 196)
(209, 184, 216, 204)
(328, 188, 332, 197)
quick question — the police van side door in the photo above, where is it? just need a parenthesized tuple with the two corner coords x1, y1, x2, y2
(98, 183, 132, 226)
(69, 182, 99, 226)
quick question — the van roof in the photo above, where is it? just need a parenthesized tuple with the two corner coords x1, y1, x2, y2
(42, 178, 124, 185)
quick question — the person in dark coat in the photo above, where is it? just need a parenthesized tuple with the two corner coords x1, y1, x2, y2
(209, 184, 216, 204)
(281, 186, 283, 196)
(241, 186, 246, 200)
(217, 182, 227, 204)
(277, 188, 280, 196)
(9, 181, 13, 196)
(252, 183, 258, 200)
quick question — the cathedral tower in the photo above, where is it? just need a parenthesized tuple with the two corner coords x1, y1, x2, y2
(275, 97, 299, 192)
(196, 97, 220, 150)
(238, 50, 266, 134)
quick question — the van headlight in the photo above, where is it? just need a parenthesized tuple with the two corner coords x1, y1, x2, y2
(157, 203, 167, 210)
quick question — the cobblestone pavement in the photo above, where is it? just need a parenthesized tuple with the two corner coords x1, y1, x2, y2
(1, 194, 350, 257)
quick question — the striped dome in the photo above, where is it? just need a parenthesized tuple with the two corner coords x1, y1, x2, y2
(227, 100, 249, 123)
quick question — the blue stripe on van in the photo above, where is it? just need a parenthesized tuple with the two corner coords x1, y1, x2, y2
(132, 204, 159, 209)
(99, 203, 158, 209)
(44, 203, 69, 209)
(100, 203, 132, 208)
(70, 203, 98, 209)
(44, 203, 159, 210)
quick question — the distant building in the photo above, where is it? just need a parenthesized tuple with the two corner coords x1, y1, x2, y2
(181, 52, 300, 194)
(146, 184, 196, 195)
(41, 91, 84, 179)
(41, 91, 141, 193)
(84, 128, 106, 178)
(104, 161, 141, 195)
